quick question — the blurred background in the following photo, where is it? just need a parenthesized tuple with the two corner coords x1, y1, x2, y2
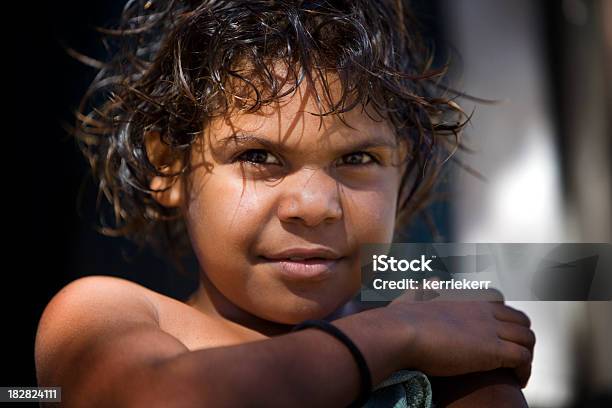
(440, 1, 611, 406)
(3, 1, 610, 407)
(418, 1, 611, 406)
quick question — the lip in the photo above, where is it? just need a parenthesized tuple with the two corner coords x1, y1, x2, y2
(264, 247, 343, 261)
(260, 247, 344, 282)
(261, 258, 343, 282)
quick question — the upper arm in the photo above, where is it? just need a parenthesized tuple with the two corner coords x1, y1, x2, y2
(35, 275, 189, 407)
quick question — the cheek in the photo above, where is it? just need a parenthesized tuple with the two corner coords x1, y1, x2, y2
(184, 167, 272, 262)
(341, 182, 398, 243)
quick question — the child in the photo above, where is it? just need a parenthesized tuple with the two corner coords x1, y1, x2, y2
(35, 0, 534, 406)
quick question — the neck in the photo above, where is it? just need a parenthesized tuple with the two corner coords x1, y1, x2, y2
(185, 271, 294, 337)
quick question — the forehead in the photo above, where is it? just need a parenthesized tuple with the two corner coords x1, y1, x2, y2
(205, 74, 397, 149)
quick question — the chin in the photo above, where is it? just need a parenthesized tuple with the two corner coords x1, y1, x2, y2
(256, 290, 356, 325)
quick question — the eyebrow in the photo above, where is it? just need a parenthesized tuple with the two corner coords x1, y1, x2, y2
(218, 133, 398, 154)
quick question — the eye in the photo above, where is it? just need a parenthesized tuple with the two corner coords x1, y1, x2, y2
(235, 149, 281, 166)
(338, 152, 378, 166)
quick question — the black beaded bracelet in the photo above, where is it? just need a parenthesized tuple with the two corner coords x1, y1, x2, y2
(292, 319, 372, 408)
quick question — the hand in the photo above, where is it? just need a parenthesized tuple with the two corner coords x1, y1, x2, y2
(386, 288, 535, 387)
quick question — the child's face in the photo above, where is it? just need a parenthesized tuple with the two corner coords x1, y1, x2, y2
(180, 82, 407, 324)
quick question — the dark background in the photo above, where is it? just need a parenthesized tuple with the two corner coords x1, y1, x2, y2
(2, 0, 199, 399)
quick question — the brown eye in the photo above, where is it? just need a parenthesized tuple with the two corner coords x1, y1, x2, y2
(235, 149, 281, 165)
(339, 152, 377, 166)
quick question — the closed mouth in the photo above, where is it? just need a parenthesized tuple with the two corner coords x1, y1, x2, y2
(260, 256, 343, 263)
(258, 256, 345, 281)
(261, 247, 344, 261)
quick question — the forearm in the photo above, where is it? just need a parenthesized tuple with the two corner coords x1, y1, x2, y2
(137, 308, 403, 408)
(431, 369, 528, 408)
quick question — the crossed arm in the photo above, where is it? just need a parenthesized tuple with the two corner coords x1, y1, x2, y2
(35, 276, 530, 407)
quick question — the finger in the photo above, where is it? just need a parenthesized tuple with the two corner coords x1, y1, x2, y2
(493, 304, 531, 327)
(514, 363, 532, 388)
(497, 322, 536, 351)
(481, 287, 505, 303)
(498, 340, 532, 371)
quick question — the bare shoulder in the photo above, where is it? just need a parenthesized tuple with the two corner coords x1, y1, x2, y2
(35, 275, 189, 407)
(38, 275, 158, 319)
(36, 275, 161, 348)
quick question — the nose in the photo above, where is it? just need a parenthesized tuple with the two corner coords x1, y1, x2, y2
(277, 167, 343, 227)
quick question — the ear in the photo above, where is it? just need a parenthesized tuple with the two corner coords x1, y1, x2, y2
(145, 129, 185, 208)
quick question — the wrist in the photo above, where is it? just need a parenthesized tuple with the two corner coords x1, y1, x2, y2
(333, 306, 414, 380)
(376, 304, 420, 371)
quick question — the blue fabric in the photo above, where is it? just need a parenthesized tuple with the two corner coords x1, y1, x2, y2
(362, 370, 432, 408)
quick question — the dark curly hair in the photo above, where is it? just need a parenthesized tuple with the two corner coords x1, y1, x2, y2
(72, 0, 468, 277)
